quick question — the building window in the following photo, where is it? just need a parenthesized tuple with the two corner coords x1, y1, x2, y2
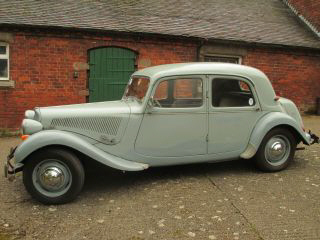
(205, 55, 241, 64)
(0, 42, 9, 80)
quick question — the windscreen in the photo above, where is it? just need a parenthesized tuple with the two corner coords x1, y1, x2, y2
(123, 76, 150, 101)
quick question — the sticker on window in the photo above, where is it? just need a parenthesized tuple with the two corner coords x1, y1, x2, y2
(249, 98, 254, 106)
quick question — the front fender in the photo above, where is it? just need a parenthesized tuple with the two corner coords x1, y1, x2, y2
(14, 130, 148, 171)
(241, 112, 310, 159)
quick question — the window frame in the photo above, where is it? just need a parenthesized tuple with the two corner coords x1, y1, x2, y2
(0, 42, 9, 81)
(204, 54, 242, 64)
(150, 75, 206, 111)
(210, 75, 260, 111)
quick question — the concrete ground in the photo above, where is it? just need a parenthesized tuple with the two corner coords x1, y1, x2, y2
(0, 116, 319, 240)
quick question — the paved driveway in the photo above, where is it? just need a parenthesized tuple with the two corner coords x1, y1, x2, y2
(0, 116, 319, 240)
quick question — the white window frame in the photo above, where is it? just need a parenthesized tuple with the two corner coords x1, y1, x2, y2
(0, 42, 9, 80)
(204, 54, 242, 64)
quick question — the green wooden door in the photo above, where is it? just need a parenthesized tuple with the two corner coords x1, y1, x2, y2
(89, 47, 136, 102)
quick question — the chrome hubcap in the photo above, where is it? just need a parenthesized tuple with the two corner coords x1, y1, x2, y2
(265, 135, 290, 166)
(32, 160, 72, 197)
(269, 141, 285, 158)
(40, 167, 65, 191)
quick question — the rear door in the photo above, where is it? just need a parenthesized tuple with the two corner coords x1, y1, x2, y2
(208, 75, 264, 154)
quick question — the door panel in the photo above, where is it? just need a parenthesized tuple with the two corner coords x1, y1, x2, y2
(208, 76, 263, 154)
(135, 113, 207, 157)
(89, 47, 136, 102)
(208, 110, 263, 154)
(135, 76, 207, 157)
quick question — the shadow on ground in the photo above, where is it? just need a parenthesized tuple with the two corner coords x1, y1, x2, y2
(82, 158, 258, 194)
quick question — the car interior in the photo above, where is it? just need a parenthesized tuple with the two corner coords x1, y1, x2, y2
(212, 78, 255, 107)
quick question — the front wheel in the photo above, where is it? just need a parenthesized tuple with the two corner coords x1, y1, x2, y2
(23, 148, 85, 204)
(254, 128, 296, 172)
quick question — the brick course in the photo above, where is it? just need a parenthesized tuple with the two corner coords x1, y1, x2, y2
(0, 30, 320, 130)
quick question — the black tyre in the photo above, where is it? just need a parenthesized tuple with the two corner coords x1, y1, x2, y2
(254, 128, 296, 172)
(23, 148, 85, 204)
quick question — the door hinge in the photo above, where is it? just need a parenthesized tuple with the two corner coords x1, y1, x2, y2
(206, 90, 209, 98)
(206, 134, 209, 142)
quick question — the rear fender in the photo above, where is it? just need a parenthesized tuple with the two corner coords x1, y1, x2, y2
(240, 112, 309, 159)
(14, 130, 148, 171)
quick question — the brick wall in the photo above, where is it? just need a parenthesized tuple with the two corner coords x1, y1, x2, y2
(288, 0, 320, 31)
(0, 30, 197, 130)
(243, 47, 320, 113)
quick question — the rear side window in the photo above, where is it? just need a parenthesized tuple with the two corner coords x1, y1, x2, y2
(212, 78, 255, 107)
(154, 78, 203, 108)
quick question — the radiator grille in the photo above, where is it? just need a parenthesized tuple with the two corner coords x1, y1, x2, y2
(51, 117, 122, 136)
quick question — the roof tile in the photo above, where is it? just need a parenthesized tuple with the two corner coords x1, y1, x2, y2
(0, 0, 319, 48)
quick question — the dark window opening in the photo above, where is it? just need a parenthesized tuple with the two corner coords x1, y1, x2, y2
(154, 78, 203, 108)
(0, 43, 9, 80)
(205, 56, 240, 64)
(212, 78, 255, 107)
(0, 59, 8, 78)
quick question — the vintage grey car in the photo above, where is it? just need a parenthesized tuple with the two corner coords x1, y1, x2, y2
(5, 63, 319, 204)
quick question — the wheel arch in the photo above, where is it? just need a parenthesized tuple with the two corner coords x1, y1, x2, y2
(14, 130, 148, 171)
(270, 124, 307, 145)
(240, 112, 309, 159)
(22, 144, 87, 165)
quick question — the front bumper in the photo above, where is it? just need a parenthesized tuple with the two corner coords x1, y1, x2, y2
(306, 130, 319, 145)
(4, 146, 23, 181)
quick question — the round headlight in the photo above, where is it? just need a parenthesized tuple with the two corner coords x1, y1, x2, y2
(25, 110, 35, 119)
(22, 119, 43, 135)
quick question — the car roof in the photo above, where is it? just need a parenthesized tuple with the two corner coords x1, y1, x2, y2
(133, 63, 277, 109)
(133, 63, 268, 82)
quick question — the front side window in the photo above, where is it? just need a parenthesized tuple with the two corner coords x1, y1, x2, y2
(0, 42, 9, 80)
(154, 78, 203, 108)
(212, 78, 255, 107)
(124, 76, 150, 101)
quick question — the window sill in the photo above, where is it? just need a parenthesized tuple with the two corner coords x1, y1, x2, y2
(0, 80, 15, 88)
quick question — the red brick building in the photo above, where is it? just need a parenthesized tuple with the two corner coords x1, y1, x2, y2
(0, 0, 319, 131)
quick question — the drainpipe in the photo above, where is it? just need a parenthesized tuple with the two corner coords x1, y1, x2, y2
(282, 0, 320, 38)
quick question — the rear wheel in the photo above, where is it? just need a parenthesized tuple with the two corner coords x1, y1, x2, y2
(254, 128, 296, 172)
(23, 148, 85, 204)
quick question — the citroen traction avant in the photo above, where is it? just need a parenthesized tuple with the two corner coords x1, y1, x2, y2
(5, 63, 319, 204)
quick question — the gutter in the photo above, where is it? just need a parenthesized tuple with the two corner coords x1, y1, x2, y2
(282, 0, 320, 39)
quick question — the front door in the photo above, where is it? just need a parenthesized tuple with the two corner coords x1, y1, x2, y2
(208, 76, 263, 154)
(89, 47, 136, 102)
(135, 76, 207, 157)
